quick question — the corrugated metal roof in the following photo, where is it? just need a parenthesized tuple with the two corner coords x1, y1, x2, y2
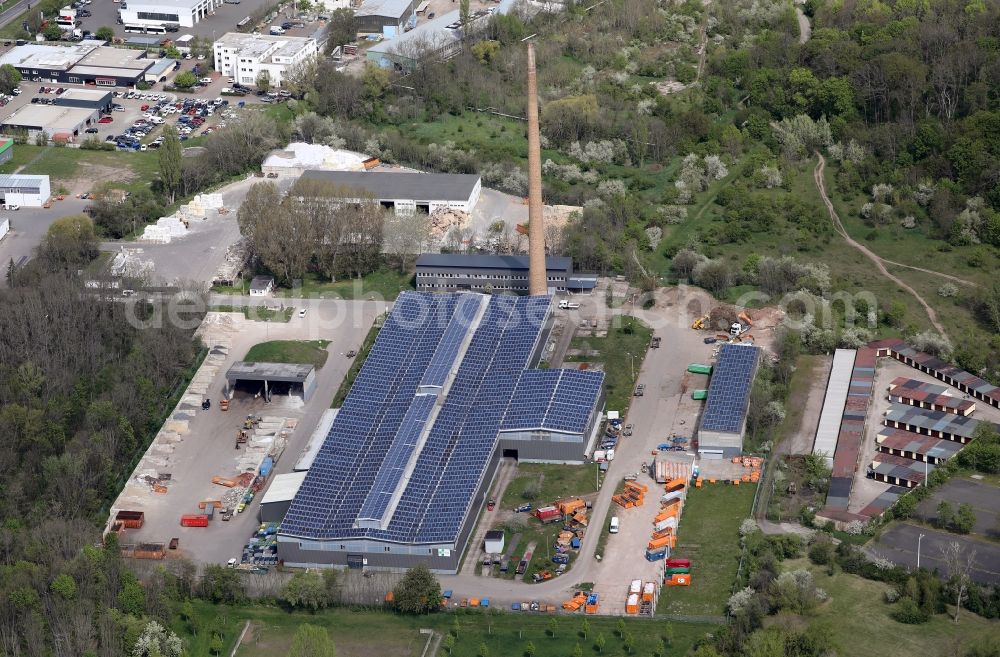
(356, 0, 414, 18)
(877, 428, 962, 460)
(883, 404, 986, 439)
(0, 173, 49, 187)
(300, 170, 480, 202)
(813, 349, 856, 467)
(260, 471, 308, 504)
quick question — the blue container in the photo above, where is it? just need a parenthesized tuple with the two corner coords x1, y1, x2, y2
(511, 602, 521, 611)
(259, 456, 273, 478)
(481, 598, 489, 608)
(571, 537, 581, 549)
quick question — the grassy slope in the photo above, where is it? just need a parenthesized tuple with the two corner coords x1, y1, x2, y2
(214, 271, 414, 301)
(775, 559, 999, 656)
(175, 601, 719, 657)
(657, 483, 757, 616)
(243, 340, 331, 368)
(332, 322, 380, 407)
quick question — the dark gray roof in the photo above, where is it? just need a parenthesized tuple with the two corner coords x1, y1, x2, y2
(300, 170, 480, 202)
(416, 253, 572, 271)
(227, 362, 314, 383)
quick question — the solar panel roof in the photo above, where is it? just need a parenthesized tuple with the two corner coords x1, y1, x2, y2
(280, 292, 604, 546)
(699, 344, 759, 434)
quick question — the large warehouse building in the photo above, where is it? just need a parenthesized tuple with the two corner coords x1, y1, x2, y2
(697, 343, 760, 459)
(299, 170, 482, 214)
(277, 292, 605, 572)
(355, 0, 417, 37)
(415, 254, 598, 295)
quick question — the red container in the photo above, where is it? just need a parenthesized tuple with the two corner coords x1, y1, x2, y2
(666, 558, 690, 568)
(180, 514, 209, 527)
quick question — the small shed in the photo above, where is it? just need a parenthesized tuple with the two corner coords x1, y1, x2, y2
(484, 530, 504, 554)
(259, 471, 308, 523)
(249, 275, 275, 296)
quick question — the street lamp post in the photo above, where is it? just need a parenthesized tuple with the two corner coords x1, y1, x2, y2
(626, 352, 635, 382)
(917, 533, 926, 569)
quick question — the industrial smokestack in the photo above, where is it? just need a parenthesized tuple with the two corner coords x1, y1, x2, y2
(526, 42, 547, 296)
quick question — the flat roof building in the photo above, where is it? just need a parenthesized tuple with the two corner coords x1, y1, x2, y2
(0, 43, 153, 86)
(812, 349, 856, 468)
(887, 377, 976, 416)
(120, 0, 222, 29)
(277, 292, 604, 572)
(213, 32, 319, 89)
(225, 361, 318, 402)
(259, 471, 308, 523)
(415, 254, 596, 295)
(299, 170, 482, 214)
(1, 104, 98, 140)
(0, 174, 51, 207)
(882, 404, 992, 444)
(52, 88, 113, 111)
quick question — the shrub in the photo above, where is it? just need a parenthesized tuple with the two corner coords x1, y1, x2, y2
(890, 597, 929, 624)
(808, 540, 834, 566)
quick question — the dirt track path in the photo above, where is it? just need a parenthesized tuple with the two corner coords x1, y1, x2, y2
(812, 153, 950, 339)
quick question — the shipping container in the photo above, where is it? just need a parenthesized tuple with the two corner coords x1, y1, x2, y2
(625, 593, 639, 614)
(665, 567, 691, 575)
(205, 505, 214, 520)
(557, 498, 585, 515)
(629, 579, 642, 595)
(533, 506, 562, 523)
(691, 389, 708, 400)
(648, 535, 672, 550)
(180, 514, 209, 527)
(687, 363, 713, 375)
(259, 456, 274, 478)
(665, 478, 686, 493)
(645, 547, 666, 561)
(666, 558, 690, 568)
(642, 582, 656, 602)
(661, 490, 683, 505)
(115, 510, 145, 529)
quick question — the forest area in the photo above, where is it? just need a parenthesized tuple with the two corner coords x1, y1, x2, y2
(282, 0, 1000, 384)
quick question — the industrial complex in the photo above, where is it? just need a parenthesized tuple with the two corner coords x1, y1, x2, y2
(299, 170, 482, 214)
(277, 292, 605, 571)
(0, 42, 158, 86)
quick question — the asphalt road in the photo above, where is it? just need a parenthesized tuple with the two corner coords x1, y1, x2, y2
(0, 199, 89, 283)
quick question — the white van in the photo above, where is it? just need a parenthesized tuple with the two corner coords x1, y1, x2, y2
(609, 516, 620, 534)
(269, 25, 285, 35)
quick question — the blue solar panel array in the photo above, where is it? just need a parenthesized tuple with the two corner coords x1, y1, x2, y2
(420, 294, 483, 388)
(700, 344, 759, 433)
(501, 369, 604, 434)
(280, 292, 605, 547)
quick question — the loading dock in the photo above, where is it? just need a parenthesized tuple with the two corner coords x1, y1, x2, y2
(225, 362, 317, 403)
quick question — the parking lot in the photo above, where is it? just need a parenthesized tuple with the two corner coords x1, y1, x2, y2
(873, 521, 1000, 585)
(109, 301, 384, 566)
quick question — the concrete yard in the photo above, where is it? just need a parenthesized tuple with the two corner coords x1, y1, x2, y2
(914, 478, 1000, 539)
(110, 302, 383, 567)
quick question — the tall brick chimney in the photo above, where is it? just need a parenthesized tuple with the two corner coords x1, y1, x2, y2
(526, 42, 547, 296)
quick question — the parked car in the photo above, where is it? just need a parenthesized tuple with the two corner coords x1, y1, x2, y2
(98, 116, 113, 123)
(514, 504, 531, 513)
(84, 127, 99, 133)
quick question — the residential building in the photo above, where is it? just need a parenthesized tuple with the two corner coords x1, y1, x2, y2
(212, 32, 319, 88)
(249, 275, 275, 296)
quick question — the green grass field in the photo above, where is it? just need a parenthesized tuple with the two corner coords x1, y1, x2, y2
(211, 305, 293, 323)
(565, 315, 653, 414)
(657, 483, 757, 616)
(0, 145, 160, 192)
(173, 601, 720, 657)
(774, 559, 998, 656)
(500, 463, 601, 509)
(216, 270, 413, 300)
(243, 340, 330, 368)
